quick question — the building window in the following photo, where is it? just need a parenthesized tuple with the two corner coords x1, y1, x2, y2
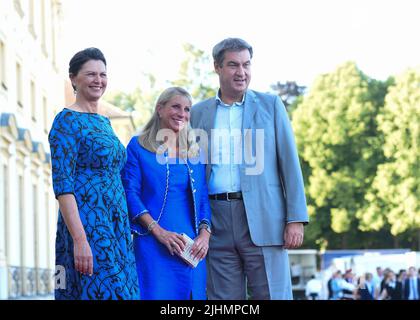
(41, 0, 47, 56)
(43, 96, 48, 133)
(16, 62, 23, 108)
(28, 0, 37, 38)
(31, 81, 36, 121)
(44, 191, 49, 266)
(14, 0, 24, 18)
(0, 41, 6, 90)
(17, 173, 26, 296)
(18, 174, 24, 271)
(51, 6, 57, 68)
(33, 184, 39, 277)
(3, 164, 8, 258)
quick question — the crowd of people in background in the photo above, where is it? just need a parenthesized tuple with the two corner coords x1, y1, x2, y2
(306, 266, 420, 300)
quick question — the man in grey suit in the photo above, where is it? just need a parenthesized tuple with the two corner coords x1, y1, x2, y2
(190, 38, 309, 300)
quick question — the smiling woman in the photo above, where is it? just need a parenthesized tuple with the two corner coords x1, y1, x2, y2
(48, 47, 140, 300)
(121, 87, 211, 300)
(157, 95, 191, 134)
(70, 60, 107, 105)
(68, 49, 108, 109)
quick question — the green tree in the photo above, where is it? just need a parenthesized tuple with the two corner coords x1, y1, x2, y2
(105, 73, 161, 128)
(171, 43, 217, 101)
(292, 61, 389, 249)
(363, 68, 420, 243)
(106, 43, 217, 128)
(270, 81, 306, 113)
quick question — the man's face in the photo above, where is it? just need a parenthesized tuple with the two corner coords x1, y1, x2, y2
(215, 49, 251, 100)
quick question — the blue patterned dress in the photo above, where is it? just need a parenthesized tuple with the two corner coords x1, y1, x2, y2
(48, 108, 139, 300)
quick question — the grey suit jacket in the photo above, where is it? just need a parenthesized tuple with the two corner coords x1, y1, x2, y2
(191, 90, 308, 246)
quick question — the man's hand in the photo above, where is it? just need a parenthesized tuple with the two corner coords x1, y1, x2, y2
(283, 222, 304, 249)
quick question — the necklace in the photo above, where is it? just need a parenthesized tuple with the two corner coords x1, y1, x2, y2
(137, 151, 170, 236)
(137, 151, 200, 236)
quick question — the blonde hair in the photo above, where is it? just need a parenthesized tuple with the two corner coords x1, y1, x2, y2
(138, 87, 199, 158)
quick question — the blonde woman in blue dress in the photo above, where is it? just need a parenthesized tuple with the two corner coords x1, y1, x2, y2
(121, 87, 211, 299)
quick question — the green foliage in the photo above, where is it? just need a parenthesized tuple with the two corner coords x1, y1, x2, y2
(364, 68, 420, 235)
(294, 62, 420, 249)
(105, 73, 161, 128)
(170, 43, 217, 102)
(292, 61, 389, 248)
(288, 95, 304, 119)
(270, 81, 306, 113)
(105, 43, 217, 130)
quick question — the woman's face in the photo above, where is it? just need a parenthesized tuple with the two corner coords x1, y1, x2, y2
(70, 59, 107, 101)
(157, 95, 191, 133)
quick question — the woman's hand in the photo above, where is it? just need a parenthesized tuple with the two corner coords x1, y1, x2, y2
(152, 225, 186, 256)
(57, 194, 93, 276)
(190, 229, 210, 261)
(73, 236, 93, 276)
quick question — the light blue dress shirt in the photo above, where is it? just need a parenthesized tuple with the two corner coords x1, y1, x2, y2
(208, 92, 245, 195)
(410, 277, 419, 300)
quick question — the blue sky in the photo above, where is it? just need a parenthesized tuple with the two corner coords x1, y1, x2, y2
(61, 0, 420, 93)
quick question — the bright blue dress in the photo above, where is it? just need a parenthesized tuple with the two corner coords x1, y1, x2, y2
(121, 137, 211, 300)
(48, 108, 140, 300)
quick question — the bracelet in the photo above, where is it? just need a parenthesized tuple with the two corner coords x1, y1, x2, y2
(147, 220, 157, 232)
(199, 223, 211, 235)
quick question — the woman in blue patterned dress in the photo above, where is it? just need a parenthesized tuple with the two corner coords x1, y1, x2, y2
(121, 87, 212, 299)
(48, 48, 139, 300)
